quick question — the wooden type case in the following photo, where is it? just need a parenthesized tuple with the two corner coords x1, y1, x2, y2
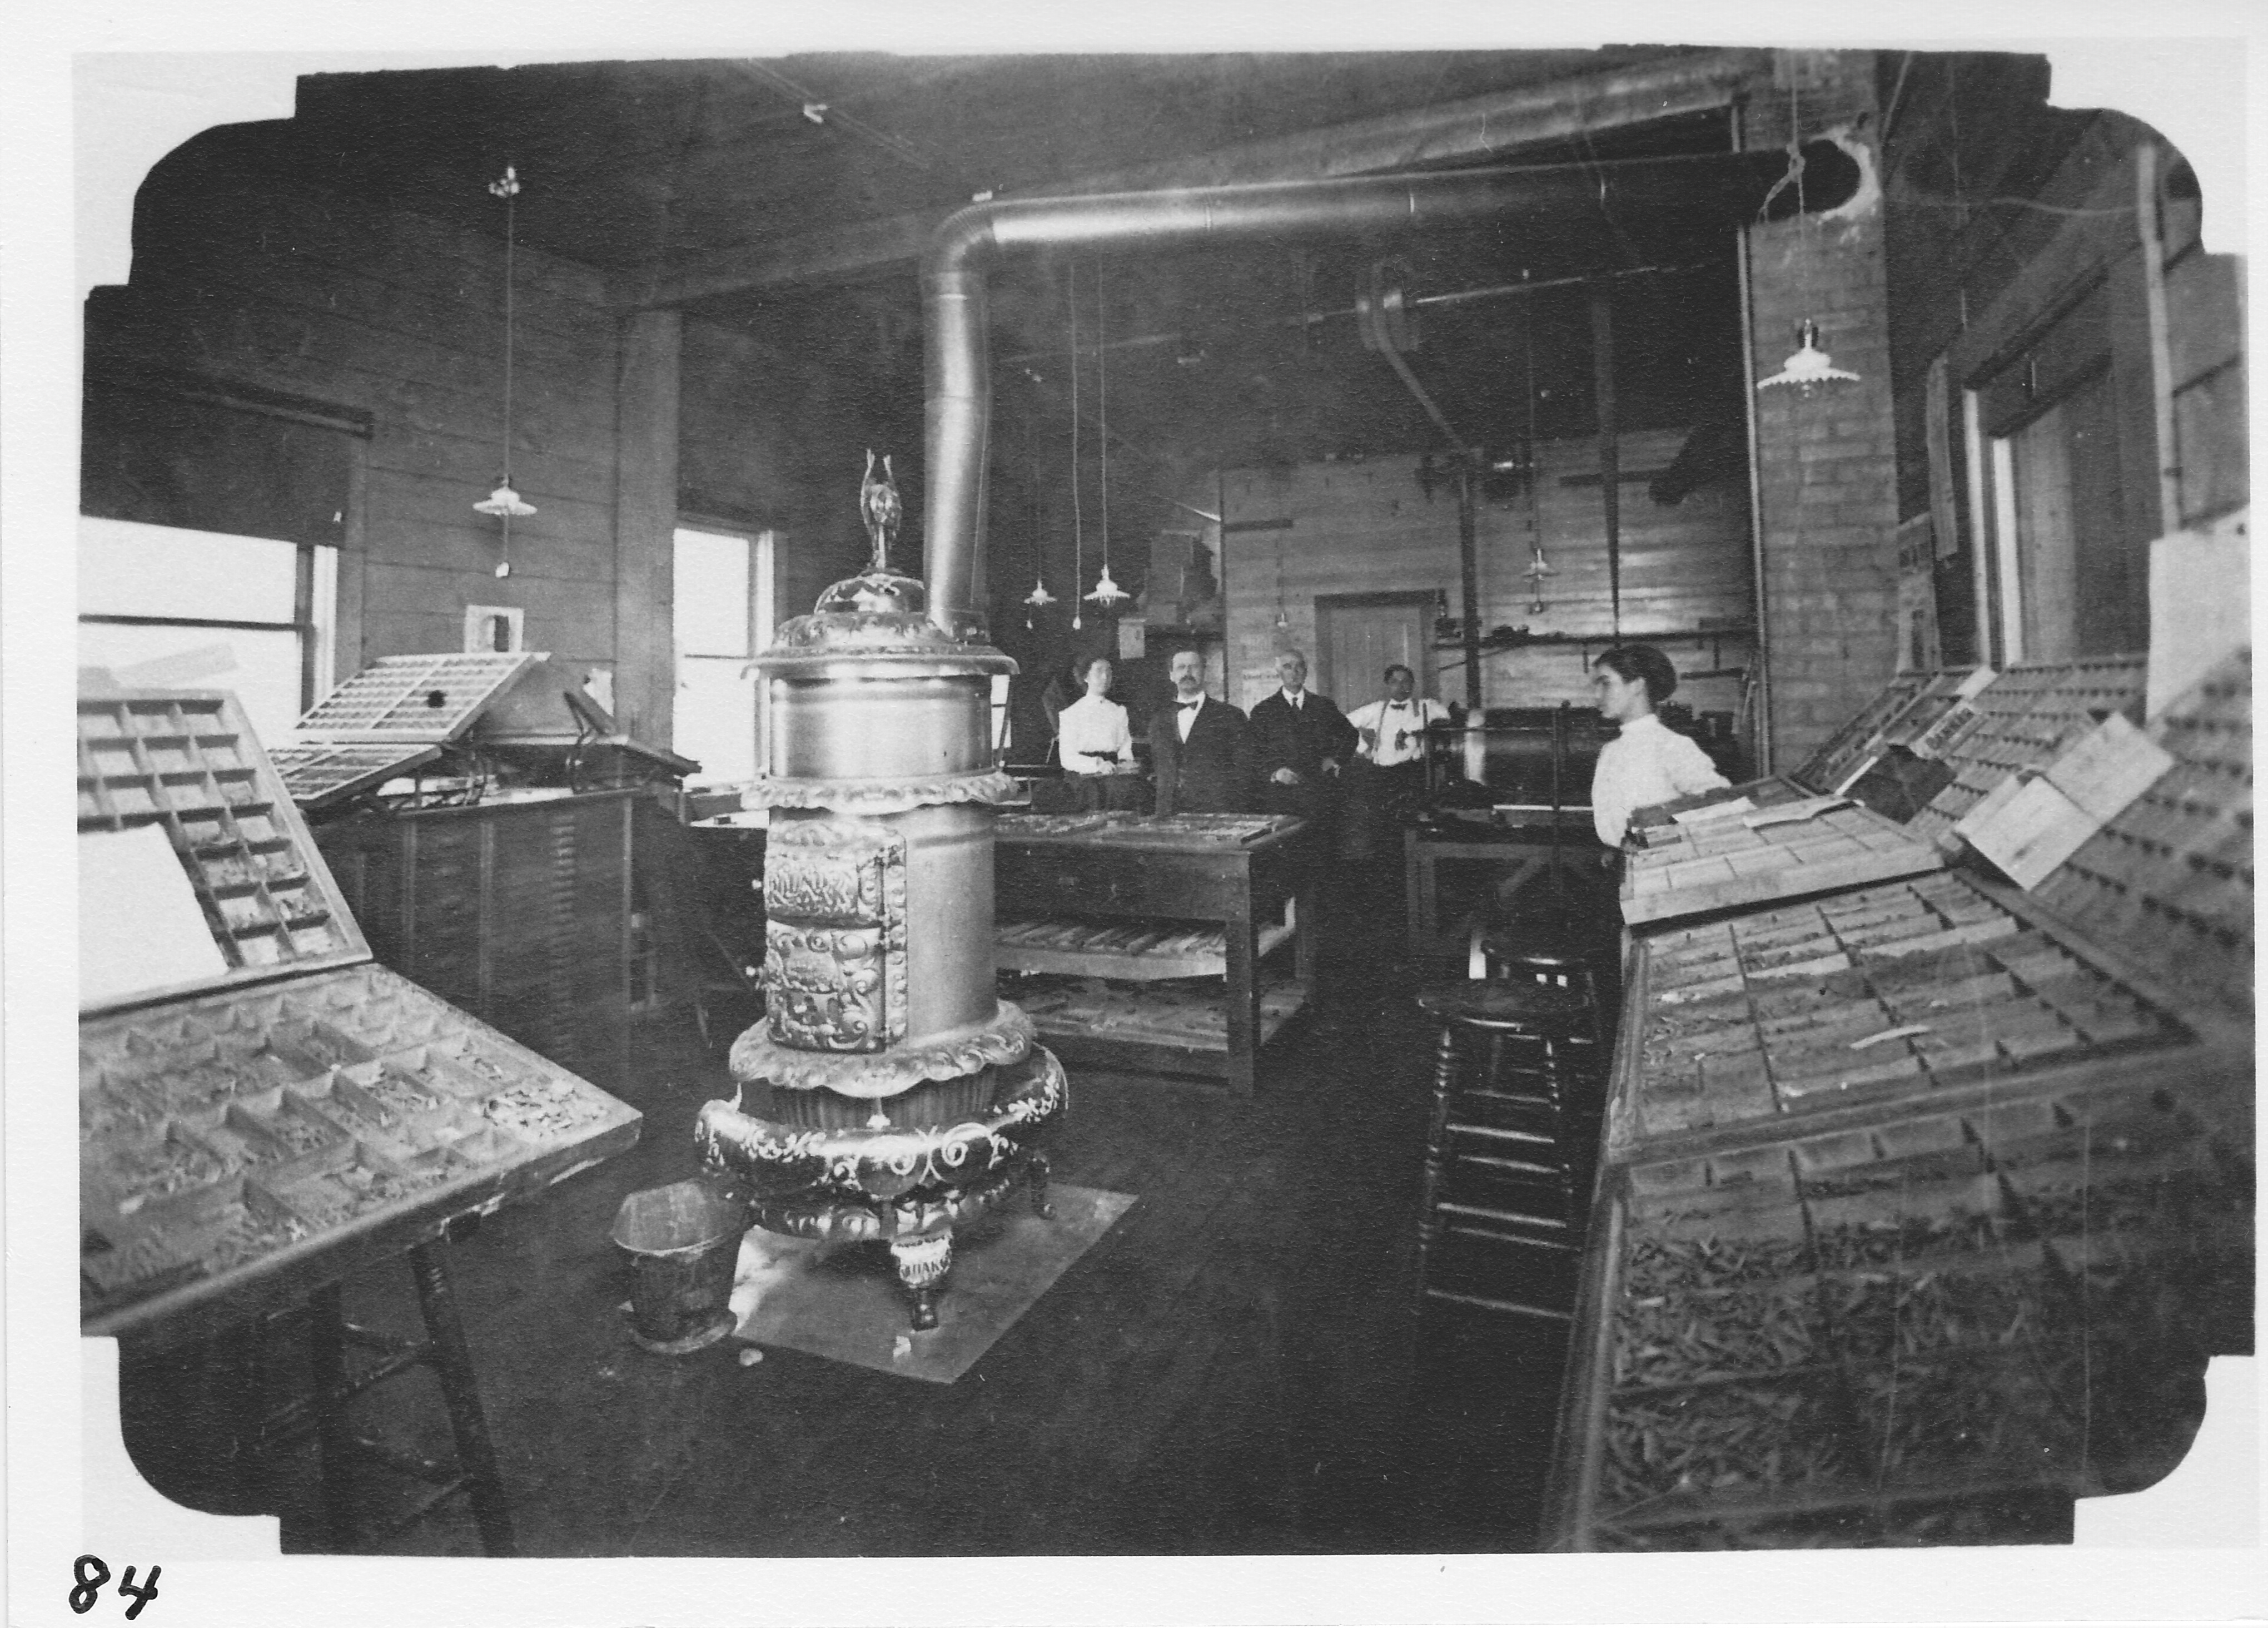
(1619, 802, 1946, 927)
(1547, 1069, 2252, 1550)
(1604, 870, 2236, 1167)
(78, 691, 640, 1342)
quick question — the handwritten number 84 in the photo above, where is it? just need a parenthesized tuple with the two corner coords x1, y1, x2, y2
(71, 1556, 160, 1620)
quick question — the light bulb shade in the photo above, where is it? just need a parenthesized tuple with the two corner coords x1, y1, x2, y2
(1083, 565, 1130, 608)
(1757, 320, 1861, 394)
(475, 482, 538, 518)
(1023, 577, 1057, 607)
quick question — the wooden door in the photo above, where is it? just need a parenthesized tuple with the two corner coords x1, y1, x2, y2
(2004, 370, 2138, 662)
(1316, 593, 1435, 711)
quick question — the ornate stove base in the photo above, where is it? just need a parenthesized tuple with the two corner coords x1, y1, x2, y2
(747, 1149, 1056, 1329)
(702, 1039, 1066, 1332)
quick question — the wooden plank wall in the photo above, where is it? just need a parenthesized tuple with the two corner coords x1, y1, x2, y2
(678, 315, 857, 627)
(1218, 430, 1754, 715)
(677, 301, 927, 636)
(89, 150, 949, 748)
(96, 166, 630, 694)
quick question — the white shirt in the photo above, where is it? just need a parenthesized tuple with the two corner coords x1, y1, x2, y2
(1057, 693, 1132, 774)
(1277, 688, 1307, 711)
(1347, 697, 1448, 766)
(1590, 712, 1730, 846)
(1173, 694, 1206, 742)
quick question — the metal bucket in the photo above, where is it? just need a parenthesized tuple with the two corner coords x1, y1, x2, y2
(609, 1179, 748, 1354)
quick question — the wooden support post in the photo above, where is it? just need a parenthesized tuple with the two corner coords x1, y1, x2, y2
(613, 309, 682, 748)
(1457, 469, 1484, 713)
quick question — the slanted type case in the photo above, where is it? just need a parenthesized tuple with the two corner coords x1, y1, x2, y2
(77, 688, 641, 1339)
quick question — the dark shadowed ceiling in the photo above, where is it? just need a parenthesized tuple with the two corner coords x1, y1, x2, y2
(282, 51, 1705, 271)
(145, 51, 1774, 520)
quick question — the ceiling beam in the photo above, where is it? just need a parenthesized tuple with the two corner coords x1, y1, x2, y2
(616, 48, 1768, 310)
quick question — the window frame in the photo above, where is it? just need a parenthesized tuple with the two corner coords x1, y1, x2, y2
(77, 519, 340, 720)
(671, 519, 777, 786)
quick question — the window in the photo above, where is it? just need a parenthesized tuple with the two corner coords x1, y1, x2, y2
(673, 525, 775, 786)
(77, 515, 337, 743)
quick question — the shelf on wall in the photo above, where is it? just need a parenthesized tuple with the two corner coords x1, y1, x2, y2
(1430, 626, 1757, 654)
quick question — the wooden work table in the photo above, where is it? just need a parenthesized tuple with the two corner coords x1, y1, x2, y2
(1403, 814, 1601, 965)
(992, 813, 1317, 1093)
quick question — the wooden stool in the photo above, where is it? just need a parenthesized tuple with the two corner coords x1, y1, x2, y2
(1412, 980, 1589, 1322)
(1480, 929, 1602, 1053)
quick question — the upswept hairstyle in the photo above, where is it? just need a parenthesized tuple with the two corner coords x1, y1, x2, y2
(1594, 643, 1679, 706)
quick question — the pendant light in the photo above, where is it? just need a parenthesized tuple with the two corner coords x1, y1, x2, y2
(1754, 85, 1859, 401)
(1085, 262, 1130, 613)
(1757, 317, 1861, 396)
(474, 165, 535, 578)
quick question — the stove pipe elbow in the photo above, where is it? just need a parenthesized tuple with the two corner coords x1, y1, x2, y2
(917, 138, 1866, 637)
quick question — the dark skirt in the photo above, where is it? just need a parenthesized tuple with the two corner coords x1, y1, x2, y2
(1067, 771, 1150, 812)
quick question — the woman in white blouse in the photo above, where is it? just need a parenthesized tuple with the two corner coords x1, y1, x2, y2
(1056, 657, 1142, 810)
(1588, 644, 1729, 847)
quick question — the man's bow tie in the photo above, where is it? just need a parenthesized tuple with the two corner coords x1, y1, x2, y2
(1178, 699, 1202, 711)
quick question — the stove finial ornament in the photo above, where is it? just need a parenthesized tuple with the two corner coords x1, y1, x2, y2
(860, 449, 903, 574)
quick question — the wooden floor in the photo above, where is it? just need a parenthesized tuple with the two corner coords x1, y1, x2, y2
(117, 866, 1593, 1556)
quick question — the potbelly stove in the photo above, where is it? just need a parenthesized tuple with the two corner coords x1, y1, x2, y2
(696, 456, 1063, 1331)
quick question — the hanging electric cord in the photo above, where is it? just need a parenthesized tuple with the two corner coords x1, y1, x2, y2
(1100, 267, 1108, 556)
(499, 175, 517, 483)
(1068, 262, 1085, 631)
(474, 166, 536, 578)
(1004, 370, 1216, 529)
(1521, 279, 1551, 614)
(1273, 520, 1289, 632)
(1756, 131, 1806, 220)
(1086, 265, 1130, 609)
(1022, 402, 1055, 623)
(1754, 81, 1861, 397)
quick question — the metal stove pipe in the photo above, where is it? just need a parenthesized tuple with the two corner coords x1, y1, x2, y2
(921, 139, 1864, 629)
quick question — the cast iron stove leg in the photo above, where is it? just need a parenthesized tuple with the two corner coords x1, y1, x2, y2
(891, 1233, 952, 1332)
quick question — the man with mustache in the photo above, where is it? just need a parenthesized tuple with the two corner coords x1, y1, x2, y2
(1148, 647, 1252, 816)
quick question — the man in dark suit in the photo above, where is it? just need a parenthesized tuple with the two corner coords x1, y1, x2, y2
(1148, 647, 1251, 815)
(1247, 650, 1357, 826)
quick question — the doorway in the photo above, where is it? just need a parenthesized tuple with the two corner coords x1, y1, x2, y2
(1315, 591, 1438, 711)
(1988, 365, 2138, 662)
